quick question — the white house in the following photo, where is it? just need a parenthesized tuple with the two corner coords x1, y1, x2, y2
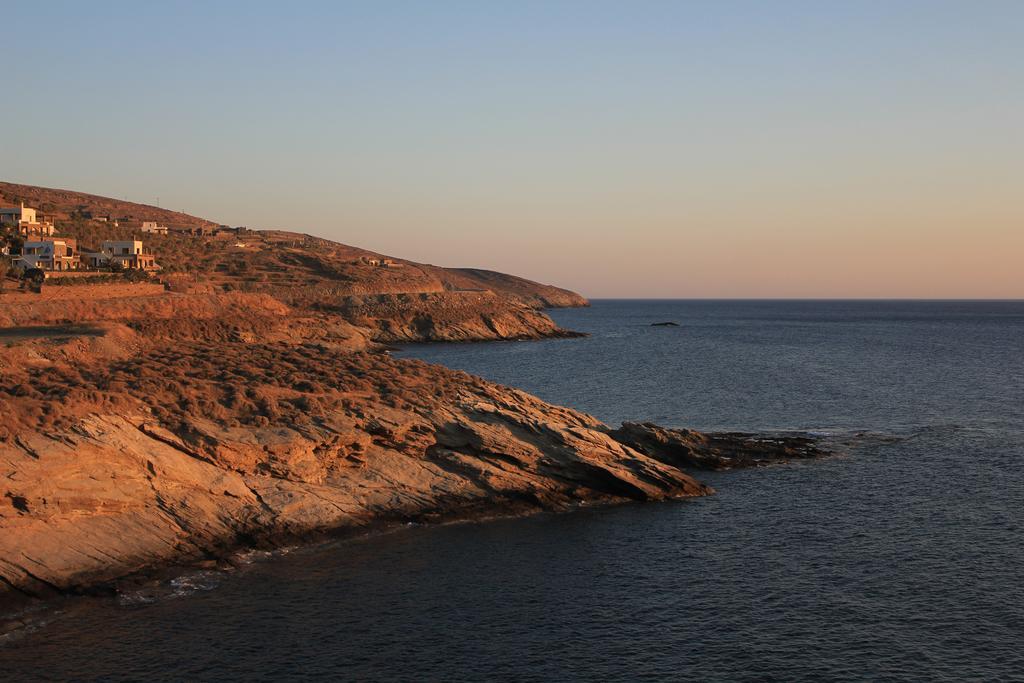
(0, 204, 35, 225)
(15, 238, 80, 271)
(84, 239, 158, 270)
(0, 203, 55, 236)
(140, 221, 169, 235)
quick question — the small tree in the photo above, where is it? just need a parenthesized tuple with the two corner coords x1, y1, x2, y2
(0, 226, 23, 255)
(1, 227, 24, 294)
(23, 268, 45, 294)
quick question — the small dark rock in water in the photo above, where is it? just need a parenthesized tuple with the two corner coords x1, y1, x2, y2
(607, 421, 830, 470)
(650, 321, 680, 327)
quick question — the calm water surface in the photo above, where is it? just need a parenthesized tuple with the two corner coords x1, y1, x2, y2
(3, 300, 1023, 681)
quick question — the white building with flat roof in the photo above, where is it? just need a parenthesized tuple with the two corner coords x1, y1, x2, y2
(84, 239, 158, 270)
(0, 203, 55, 236)
(15, 237, 80, 271)
(0, 204, 36, 225)
(140, 221, 169, 235)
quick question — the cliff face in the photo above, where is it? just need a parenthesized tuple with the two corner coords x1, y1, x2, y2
(318, 291, 582, 343)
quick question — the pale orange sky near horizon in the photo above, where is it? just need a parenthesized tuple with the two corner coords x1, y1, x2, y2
(5, 1, 1023, 298)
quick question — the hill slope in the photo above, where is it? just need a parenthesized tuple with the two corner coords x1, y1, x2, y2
(0, 181, 217, 230)
(0, 181, 587, 310)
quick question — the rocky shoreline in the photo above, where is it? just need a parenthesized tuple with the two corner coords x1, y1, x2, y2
(0, 338, 829, 616)
(0, 304, 833, 617)
(0, 300, 831, 616)
(0, 401, 827, 618)
(0, 183, 830, 618)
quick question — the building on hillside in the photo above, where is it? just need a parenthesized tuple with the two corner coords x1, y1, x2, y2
(79, 211, 120, 226)
(140, 221, 169, 235)
(0, 203, 56, 236)
(213, 226, 244, 239)
(0, 203, 36, 226)
(359, 256, 399, 268)
(83, 239, 159, 270)
(219, 226, 252, 235)
(170, 225, 215, 237)
(14, 237, 80, 271)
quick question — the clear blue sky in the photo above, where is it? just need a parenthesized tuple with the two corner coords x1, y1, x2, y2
(4, 1, 1023, 297)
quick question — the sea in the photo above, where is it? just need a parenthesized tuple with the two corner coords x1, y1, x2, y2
(3, 300, 1023, 681)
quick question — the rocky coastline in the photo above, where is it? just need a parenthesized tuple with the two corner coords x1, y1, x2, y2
(0, 292, 829, 616)
(0, 182, 829, 617)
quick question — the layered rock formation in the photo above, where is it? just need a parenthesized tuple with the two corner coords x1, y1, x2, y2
(317, 291, 583, 342)
(0, 334, 710, 609)
(609, 422, 830, 470)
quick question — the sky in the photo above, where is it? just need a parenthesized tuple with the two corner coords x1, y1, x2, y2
(4, 0, 1022, 298)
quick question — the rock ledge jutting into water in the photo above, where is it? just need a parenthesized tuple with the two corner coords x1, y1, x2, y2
(608, 422, 829, 470)
(0, 341, 718, 611)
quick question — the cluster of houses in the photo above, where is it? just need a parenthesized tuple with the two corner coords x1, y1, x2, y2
(1, 204, 160, 273)
(12, 237, 158, 272)
(79, 213, 167, 235)
(79, 210, 170, 236)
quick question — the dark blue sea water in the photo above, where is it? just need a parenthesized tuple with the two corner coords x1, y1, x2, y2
(3, 300, 1023, 681)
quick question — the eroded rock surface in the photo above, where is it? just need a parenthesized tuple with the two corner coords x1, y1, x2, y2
(0, 338, 710, 610)
(321, 291, 583, 342)
(608, 422, 830, 471)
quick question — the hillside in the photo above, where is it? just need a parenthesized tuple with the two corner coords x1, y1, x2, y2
(0, 181, 588, 312)
(0, 181, 217, 230)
